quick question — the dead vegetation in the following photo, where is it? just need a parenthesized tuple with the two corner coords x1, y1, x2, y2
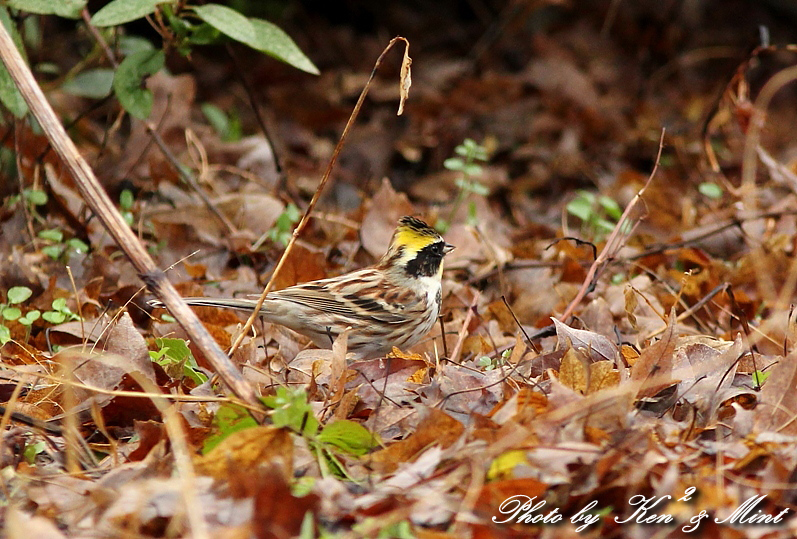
(3, 2, 797, 538)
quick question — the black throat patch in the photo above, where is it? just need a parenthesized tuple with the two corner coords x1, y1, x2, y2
(404, 241, 445, 278)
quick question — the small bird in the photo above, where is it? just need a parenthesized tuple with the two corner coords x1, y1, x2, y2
(153, 216, 454, 359)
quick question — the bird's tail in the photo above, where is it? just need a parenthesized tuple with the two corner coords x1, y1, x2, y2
(149, 297, 261, 313)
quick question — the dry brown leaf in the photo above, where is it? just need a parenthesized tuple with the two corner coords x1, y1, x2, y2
(268, 243, 327, 291)
(475, 477, 547, 518)
(621, 344, 640, 366)
(330, 389, 360, 422)
(408, 367, 429, 384)
(552, 318, 619, 363)
(194, 426, 293, 481)
(755, 348, 797, 435)
(489, 387, 548, 425)
(586, 360, 620, 394)
(559, 346, 588, 393)
(624, 285, 639, 330)
(630, 308, 678, 398)
(369, 408, 463, 474)
(398, 40, 412, 116)
(252, 465, 319, 539)
(6, 506, 66, 539)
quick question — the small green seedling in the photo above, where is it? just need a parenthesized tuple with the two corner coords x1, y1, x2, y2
(438, 138, 490, 233)
(566, 190, 629, 242)
(150, 337, 208, 386)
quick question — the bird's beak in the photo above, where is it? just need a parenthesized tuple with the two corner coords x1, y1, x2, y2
(444, 243, 455, 255)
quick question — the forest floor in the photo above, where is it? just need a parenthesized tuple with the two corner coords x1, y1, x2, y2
(3, 2, 797, 538)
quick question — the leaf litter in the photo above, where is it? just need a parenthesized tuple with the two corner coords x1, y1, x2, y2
(3, 3, 797, 538)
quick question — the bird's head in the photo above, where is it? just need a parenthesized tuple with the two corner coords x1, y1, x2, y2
(379, 216, 454, 279)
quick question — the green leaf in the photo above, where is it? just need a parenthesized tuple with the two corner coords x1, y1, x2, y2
(19, 309, 40, 325)
(22, 439, 46, 463)
(566, 193, 593, 221)
(23, 188, 47, 206)
(598, 195, 622, 220)
(38, 228, 63, 242)
(595, 217, 617, 233)
(201, 103, 230, 137)
(67, 238, 89, 253)
(298, 511, 315, 539)
(471, 182, 489, 196)
(22, 14, 41, 49)
(61, 68, 114, 98)
(182, 363, 207, 385)
(119, 35, 156, 56)
(0, 8, 28, 117)
(120, 188, 134, 210)
(2, 307, 21, 320)
(192, 4, 255, 46)
(41, 245, 62, 259)
(456, 178, 488, 195)
(318, 420, 380, 456)
(7, 286, 32, 304)
(698, 182, 723, 199)
(0, 325, 10, 345)
(35, 62, 59, 75)
(113, 49, 165, 119)
(187, 22, 220, 46)
(443, 157, 464, 172)
(202, 403, 258, 453)
(42, 310, 66, 324)
(8, 0, 85, 18)
(51, 297, 67, 311)
(752, 370, 771, 387)
(193, 5, 318, 75)
(91, 0, 167, 27)
(462, 163, 482, 177)
(156, 337, 191, 360)
(377, 520, 414, 539)
(262, 387, 318, 436)
(248, 18, 318, 75)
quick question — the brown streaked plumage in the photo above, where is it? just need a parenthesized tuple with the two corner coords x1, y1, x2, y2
(151, 216, 454, 359)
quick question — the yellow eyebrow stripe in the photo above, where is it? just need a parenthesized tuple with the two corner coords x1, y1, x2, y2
(394, 226, 437, 252)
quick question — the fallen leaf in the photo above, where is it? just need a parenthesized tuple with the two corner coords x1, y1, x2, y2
(370, 408, 463, 474)
(195, 426, 293, 481)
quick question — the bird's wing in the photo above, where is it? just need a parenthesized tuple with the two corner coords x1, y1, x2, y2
(270, 271, 416, 324)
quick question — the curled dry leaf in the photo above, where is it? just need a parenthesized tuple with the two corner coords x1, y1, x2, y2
(397, 40, 412, 116)
(552, 317, 619, 363)
(674, 335, 744, 424)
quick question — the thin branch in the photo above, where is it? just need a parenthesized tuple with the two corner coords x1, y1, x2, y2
(559, 129, 665, 321)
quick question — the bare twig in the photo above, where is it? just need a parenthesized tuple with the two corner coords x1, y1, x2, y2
(144, 121, 238, 235)
(558, 129, 665, 321)
(449, 292, 479, 364)
(224, 42, 283, 176)
(740, 64, 797, 310)
(80, 7, 118, 68)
